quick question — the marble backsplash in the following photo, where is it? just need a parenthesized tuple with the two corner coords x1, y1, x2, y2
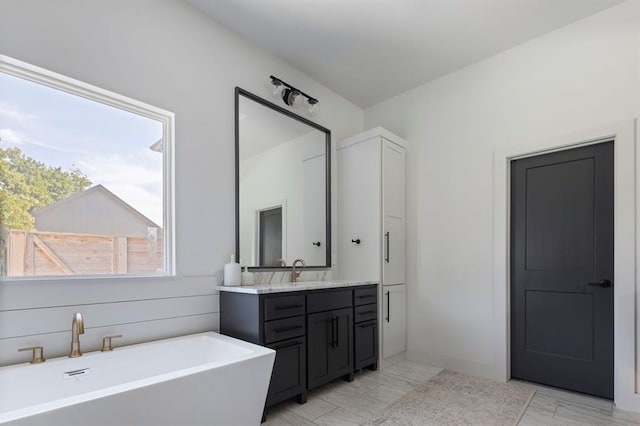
(214, 268, 336, 286)
(252, 269, 335, 284)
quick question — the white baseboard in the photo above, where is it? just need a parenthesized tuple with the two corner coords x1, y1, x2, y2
(380, 351, 407, 369)
(406, 348, 496, 381)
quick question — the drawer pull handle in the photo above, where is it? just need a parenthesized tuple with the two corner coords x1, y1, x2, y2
(358, 323, 376, 328)
(273, 325, 303, 333)
(386, 291, 390, 322)
(274, 304, 303, 310)
(385, 231, 390, 263)
(357, 311, 376, 315)
(274, 340, 302, 350)
(329, 318, 336, 348)
(356, 295, 376, 299)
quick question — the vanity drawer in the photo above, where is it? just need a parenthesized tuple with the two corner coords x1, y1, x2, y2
(264, 316, 305, 344)
(264, 295, 306, 321)
(307, 290, 352, 314)
(354, 287, 378, 306)
(354, 304, 377, 323)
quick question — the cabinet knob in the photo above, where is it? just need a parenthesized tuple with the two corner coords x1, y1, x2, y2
(312, 241, 321, 247)
(351, 238, 361, 245)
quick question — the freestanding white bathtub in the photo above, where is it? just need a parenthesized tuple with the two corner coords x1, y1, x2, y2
(0, 332, 275, 426)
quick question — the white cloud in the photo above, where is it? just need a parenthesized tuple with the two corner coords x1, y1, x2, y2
(0, 128, 24, 145)
(103, 183, 163, 226)
(0, 127, 76, 153)
(78, 155, 162, 187)
(0, 101, 36, 125)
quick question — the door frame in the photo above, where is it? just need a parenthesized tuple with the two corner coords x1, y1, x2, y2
(492, 119, 638, 411)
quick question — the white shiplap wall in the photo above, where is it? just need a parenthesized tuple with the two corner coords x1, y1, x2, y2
(0, 276, 219, 365)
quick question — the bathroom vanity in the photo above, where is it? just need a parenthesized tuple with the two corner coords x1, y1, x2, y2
(218, 281, 378, 411)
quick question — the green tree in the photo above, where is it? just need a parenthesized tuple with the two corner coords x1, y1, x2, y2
(0, 146, 92, 230)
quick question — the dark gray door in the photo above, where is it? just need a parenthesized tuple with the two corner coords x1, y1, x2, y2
(511, 142, 613, 399)
(259, 207, 282, 266)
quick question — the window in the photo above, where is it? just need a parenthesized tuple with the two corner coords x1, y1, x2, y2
(0, 56, 174, 278)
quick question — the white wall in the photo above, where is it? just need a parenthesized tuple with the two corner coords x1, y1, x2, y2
(0, 0, 362, 365)
(364, 0, 640, 408)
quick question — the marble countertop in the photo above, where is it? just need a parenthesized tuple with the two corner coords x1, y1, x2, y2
(216, 280, 378, 294)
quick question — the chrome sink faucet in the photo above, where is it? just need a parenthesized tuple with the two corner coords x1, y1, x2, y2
(291, 258, 306, 283)
(69, 312, 84, 358)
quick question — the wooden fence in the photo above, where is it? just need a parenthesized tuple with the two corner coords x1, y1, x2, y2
(6, 230, 163, 276)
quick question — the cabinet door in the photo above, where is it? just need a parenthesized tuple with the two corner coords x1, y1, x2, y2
(382, 140, 405, 285)
(329, 307, 353, 377)
(307, 308, 353, 389)
(383, 216, 405, 285)
(383, 284, 406, 358)
(307, 311, 332, 389)
(382, 140, 405, 219)
(355, 319, 377, 370)
(337, 138, 381, 281)
(266, 337, 306, 407)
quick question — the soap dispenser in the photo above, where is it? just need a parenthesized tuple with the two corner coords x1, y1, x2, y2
(224, 254, 241, 286)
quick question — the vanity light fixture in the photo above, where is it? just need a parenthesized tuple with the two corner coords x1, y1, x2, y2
(269, 75, 319, 117)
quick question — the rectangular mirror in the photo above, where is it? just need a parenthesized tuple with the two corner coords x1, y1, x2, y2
(236, 88, 331, 268)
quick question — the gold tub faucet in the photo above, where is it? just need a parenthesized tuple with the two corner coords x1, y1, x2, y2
(69, 312, 84, 358)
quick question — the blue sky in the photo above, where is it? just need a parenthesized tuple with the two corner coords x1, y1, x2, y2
(0, 71, 164, 225)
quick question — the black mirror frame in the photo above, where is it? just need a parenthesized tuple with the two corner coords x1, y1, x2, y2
(235, 87, 331, 270)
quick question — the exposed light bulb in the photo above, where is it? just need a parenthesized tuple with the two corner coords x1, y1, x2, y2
(307, 99, 319, 117)
(287, 90, 304, 108)
(270, 78, 284, 98)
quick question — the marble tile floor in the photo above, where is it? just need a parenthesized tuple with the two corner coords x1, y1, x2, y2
(518, 382, 640, 426)
(263, 360, 640, 426)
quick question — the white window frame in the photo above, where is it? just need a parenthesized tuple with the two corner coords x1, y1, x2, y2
(0, 55, 175, 280)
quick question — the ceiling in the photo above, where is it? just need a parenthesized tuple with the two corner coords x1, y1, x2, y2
(187, 0, 626, 108)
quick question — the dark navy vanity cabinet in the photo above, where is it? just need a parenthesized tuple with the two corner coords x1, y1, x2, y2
(219, 283, 378, 413)
(354, 286, 378, 370)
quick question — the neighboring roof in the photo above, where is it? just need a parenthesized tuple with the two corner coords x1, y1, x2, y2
(31, 184, 161, 229)
(150, 138, 163, 153)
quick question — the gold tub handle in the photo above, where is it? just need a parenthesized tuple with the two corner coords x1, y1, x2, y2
(18, 346, 46, 364)
(101, 334, 123, 352)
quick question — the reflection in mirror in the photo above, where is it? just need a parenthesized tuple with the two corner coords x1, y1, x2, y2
(236, 88, 330, 268)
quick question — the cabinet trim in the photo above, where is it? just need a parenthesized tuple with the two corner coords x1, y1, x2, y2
(337, 127, 406, 150)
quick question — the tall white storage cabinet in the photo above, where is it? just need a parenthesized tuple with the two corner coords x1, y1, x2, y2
(338, 128, 407, 362)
